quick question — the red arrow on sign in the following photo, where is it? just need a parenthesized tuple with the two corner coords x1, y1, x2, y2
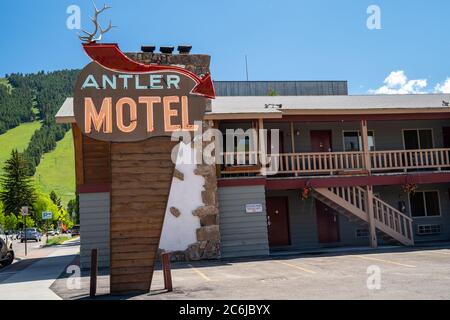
(82, 43, 216, 99)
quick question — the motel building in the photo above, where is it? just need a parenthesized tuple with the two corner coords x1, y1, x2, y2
(56, 49, 450, 270)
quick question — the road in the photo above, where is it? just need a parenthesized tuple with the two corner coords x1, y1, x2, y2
(11, 238, 44, 258)
(0, 237, 80, 299)
(7, 234, 73, 259)
(0, 235, 76, 283)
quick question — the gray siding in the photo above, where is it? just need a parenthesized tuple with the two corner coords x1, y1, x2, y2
(267, 190, 318, 248)
(79, 192, 110, 269)
(214, 81, 348, 96)
(266, 184, 450, 249)
(374, 184, 450, 242)
(219, 185, 269, 258)
(267, 190, 370, 249)
(265, 119, 449, 153)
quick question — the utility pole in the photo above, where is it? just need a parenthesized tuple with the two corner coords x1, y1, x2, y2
(245, 55, 249, 81)
(21, 206, 28, 256)
(23, 215, 27, 256)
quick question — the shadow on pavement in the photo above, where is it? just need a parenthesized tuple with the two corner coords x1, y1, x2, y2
(0, 254, 78, 284)
(163, 241, 450, 270)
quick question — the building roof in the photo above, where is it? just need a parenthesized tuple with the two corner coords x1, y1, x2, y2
(55, 94, 450, 123)
(205, 94, 450, 119)
(55, 97, 74, 124)
(213, 81, 348, 96)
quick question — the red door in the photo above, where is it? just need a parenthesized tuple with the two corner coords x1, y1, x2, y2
(310, 130, 332, 152)
(443, 127, 450, 148)
(315, 200, 340, 243)
(266, 197, 290, 246)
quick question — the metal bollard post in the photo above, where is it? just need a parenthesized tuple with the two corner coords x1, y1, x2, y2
(90, 248, 98, 297)
(161, 252, 173, 292)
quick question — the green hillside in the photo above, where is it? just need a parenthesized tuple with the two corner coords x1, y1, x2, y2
(34, 130, 75, 206)
(0, 121, 41, 174)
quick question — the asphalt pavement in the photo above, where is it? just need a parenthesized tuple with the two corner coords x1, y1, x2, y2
(0, 237, 80, 300)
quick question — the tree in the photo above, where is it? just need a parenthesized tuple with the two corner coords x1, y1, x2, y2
(0, 149, 36, 215)
(67, 196, 79, 224)
(33, 192, 59, 230)
(2, 214, 18, 231)
(268, 87, 279, 96)
(33, 192, 73, 231)
(0, 202, 18, 230)
(49, 190, 62, 210)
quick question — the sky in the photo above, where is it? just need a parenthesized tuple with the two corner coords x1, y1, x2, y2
(0, 0, 449, 94)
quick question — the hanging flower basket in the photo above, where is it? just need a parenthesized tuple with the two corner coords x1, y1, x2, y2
(403, 182, 418, 195)
(300, 186, 312, 200)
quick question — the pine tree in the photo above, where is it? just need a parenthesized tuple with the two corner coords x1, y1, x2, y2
(0, 149, 36, 215)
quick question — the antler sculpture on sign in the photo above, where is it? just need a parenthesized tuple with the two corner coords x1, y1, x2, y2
(79, 3, 115, 43)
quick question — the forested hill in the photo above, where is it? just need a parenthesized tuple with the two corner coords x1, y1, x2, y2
(0, 83, 35, 134)
(1, 70, 80, 174)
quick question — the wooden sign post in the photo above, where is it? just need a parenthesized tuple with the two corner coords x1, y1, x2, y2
(73, 43, 215, 294)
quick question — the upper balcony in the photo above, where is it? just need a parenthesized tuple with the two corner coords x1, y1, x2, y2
(208, 94, 450, 180)
(220, 148, 450, 177)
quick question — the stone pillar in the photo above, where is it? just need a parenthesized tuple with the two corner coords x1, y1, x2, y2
(126, 51, 220, 261)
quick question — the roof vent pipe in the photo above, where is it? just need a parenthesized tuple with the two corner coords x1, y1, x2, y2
(141, 45, 156, 53)
(160, 46, 175, 54)
(177, 45, 192, 54)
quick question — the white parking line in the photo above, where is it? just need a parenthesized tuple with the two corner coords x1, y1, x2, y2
(188, 264, 211, 281)
(356, 255, 416, 268)
(423, 250, 450, 256)
(273, 260, 316, 274)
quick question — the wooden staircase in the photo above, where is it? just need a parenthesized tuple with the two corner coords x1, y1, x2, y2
(314, 186, 414, 246)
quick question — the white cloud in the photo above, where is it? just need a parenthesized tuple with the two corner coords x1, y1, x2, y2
(385, 70, 407, 87)
(369, 70, 428, 94)
(435, 78, 450, 93)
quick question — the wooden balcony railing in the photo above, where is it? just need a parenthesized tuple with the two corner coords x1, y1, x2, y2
(220, 148, 450, 176)
(370, 148, 450, 172)
(274, 151, 364, 174)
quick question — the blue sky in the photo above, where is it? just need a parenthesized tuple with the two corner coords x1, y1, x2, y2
(0, 0, 449, 94)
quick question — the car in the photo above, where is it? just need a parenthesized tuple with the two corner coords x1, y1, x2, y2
(0, 227, 14, 267)
(46, 230, 57, 236)
(69, 225, 80, 236)
(20, 228, 42, 242)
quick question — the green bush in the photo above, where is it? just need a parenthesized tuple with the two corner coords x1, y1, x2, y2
(44, 235, 71, 246)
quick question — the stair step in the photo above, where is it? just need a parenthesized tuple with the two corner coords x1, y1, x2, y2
(314, 187, 413, 246)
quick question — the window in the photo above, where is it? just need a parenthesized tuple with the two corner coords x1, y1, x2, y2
(343, 131, 375, 151)
(417, 224, 441, 235)
(403, 129, 433, 150)
(235, 136, 250, 153)
(409, 191, 441, 217)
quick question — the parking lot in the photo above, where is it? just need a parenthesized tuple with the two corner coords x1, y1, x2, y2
(51, 244, 450, 300)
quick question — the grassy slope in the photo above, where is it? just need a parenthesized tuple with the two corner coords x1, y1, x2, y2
(34, 130, 75, 206)
(0, 77, 75, 206)
(0, 122, 41, 174)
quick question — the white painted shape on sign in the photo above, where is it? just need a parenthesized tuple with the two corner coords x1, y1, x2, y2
(159, 142, 203, 252)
